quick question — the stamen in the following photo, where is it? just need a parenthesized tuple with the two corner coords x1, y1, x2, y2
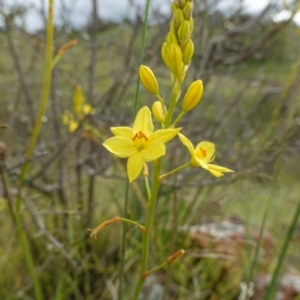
(132, 131, 148, 141)
(199, 147, 207, 157)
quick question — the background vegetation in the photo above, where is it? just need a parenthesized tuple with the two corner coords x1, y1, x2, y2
(0, 0, 299, 299)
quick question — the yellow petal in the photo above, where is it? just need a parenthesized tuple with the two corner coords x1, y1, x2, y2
(206, 168, 224, 177)
(192, 157, 209, 169)
(103, 137, 136, 158)
(195, 141, 215, 162)
(150, 128, 181, 144)
(111, 127, 134, 139)
(127, 152, 144, 182)
(133, 106, 153, 136)
(207, 164, 234, 173)
(142, 143, 165, 161)
(178, 133, 195, 157)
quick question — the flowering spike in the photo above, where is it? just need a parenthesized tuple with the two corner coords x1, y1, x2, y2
(139, 65, 159, 95)
(182, 80, 204, 112)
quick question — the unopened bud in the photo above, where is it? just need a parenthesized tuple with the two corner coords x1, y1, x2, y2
(171, 2, 177, 13)
(177, 20, 191, 45)
(161, 43, 170, 68)
(152, 101, 166, 123)
(183, 1, 193, 20)
(167, 43, 184, 75)
(182, 80, 204, 112)
(73, 85, 85, 117)
(176, 0, 186, 9)
(172, 9, 185, 30)
(188, 17, 194, 32)
(139, 65, 159, 95)
(166, 31, 178, 46)
(182, 38, 194, 65)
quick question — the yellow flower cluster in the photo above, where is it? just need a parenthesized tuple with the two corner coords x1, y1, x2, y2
(62, 85, 95, 132)
(103, 0, 233, 182)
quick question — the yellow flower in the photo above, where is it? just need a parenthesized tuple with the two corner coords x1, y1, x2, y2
(178, 133, 233, 177)
(62, 110, 79, 132)
(73, 85, 95, 119)
(103, 107, 181, 182)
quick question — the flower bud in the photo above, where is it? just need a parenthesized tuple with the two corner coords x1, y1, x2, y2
(161, 43, 170, 68)
(171, 2, 177, 13)
(182, 80, 204, 112)
(188, 17, 194, 32)
(167, 43, 184, 75)
(172, 9, 184, 30)
(73, 85, 85, 117)
(182, 38, 194, 65)
(152, 101, 166, 123)
(176, 0, 186, 9)
(166, 31, 178, 47)
(177, 20, 191, 45)
(139, 65, 159, 95)
(183, 1, 193, 20)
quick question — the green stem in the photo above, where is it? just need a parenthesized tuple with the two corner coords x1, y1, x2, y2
(14, 1, 54, 299)
(132, 158, 162, 299)
(144, 175, 151, 201)
(119, 1, 151, 298)
(159, 163, 190, 181)
(164, 81, 180, 128)
(119, 218, 146, 233)
(147, 261, 168, 276)
(263, 197, 300, 300)
(156, 93, 167, 115)
(118, 182, 129, 300)
(171, 111, 185, 128)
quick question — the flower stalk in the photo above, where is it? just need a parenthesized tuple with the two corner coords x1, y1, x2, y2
(15, 1, 54, 299)
(93, 1, 234, 299)
(132, 158, 163, 299)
